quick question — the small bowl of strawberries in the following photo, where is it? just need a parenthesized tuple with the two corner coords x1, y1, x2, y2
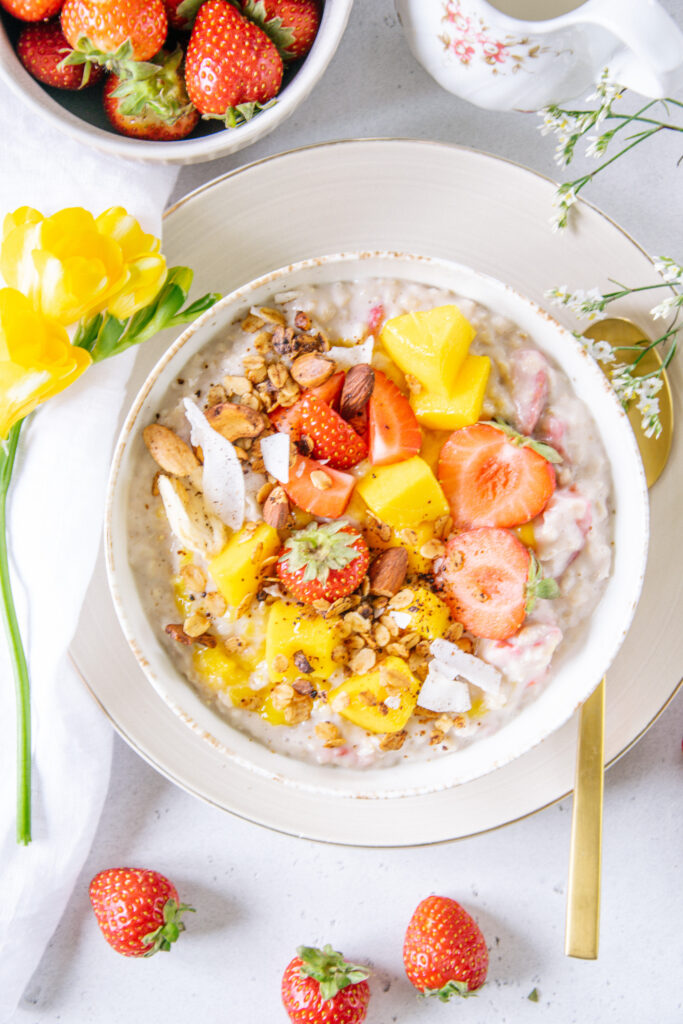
(0, 0, 353, 163)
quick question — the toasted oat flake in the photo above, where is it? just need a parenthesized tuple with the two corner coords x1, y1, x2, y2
(241, 313, 265, 333)
(272, 653, 289, 673)
(419, 539, 446, 560)
(224, 374, 252, 396)
(315, 721, 345, 747)
(183, 610, 210, 637)
(180, 562, 207, 593)
(389, 588, 415, 610)
(202, 591, 227, 618)
(379, 730, 407, 751)
(311, 470, 332, 490)
(258, 306, 286, 326)
(330, 690, 350, 712)
(349, 648, 376, 674)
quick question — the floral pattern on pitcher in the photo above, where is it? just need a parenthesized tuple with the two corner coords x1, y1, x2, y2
(439, 0, 548, 72)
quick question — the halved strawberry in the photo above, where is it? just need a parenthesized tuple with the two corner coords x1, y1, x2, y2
(367, 369, 421, 466)
(434, 527, 530, 640)
(269, 371, 345, 440)
(284, 454, 355, 518)
(437, 422, 556, 529)
(299, 394, 367, 469)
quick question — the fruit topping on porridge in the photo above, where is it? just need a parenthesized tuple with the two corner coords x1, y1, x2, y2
(129, 281, 612, 767)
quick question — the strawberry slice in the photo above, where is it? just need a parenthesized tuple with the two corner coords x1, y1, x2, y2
(367, 369, 422, 466)
(269, 371, 345, 440)
(284, 455, 355, 518)
(299, 394, 367, 469)
(437, 422, 556, 528)
(434, 527, 531, 640)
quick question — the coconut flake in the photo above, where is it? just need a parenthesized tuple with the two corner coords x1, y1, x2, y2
(327, 336, 374, 369)
(390, 610, 412, 630)
(183, 398, 244, 530)
(418, 665, 472, 713)
(429, 638, 502, 695)
(260, 432, 290, 483)
(157, 475, 226, 558)
(384, 695, 401, 710)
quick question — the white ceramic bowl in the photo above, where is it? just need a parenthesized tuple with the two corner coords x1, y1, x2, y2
(0, 0, 353, 165)
(105, 251, 649, 799)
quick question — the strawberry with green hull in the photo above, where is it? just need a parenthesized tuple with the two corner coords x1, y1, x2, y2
(60, 0, 168, 76)
(104, 47, 200, 140)
(299, 393, 368, 470)
(403, 895, 488, 1000)
(282, 944, 371, 1024)
(277, 522, 369, 603)
(241, 0, 321, 60)
(89, 867, 194, 957)
(184, 0, 283, 127)
(0, 0, 62, 21)
(17, 20, 104, 89)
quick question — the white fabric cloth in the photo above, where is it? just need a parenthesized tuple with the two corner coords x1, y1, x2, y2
(0, 75, 178, 1021)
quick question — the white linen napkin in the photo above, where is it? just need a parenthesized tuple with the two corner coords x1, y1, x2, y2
(0, 76, 178, 1022)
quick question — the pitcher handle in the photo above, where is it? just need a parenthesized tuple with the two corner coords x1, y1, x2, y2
(573, 0, 683, 97)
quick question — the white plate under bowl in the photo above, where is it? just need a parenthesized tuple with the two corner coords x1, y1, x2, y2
(106, 250, 648, 800)
(70, 140, 682, 844)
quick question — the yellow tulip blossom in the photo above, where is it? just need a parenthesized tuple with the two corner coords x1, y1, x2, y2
(0, 206, 166, 326)
(0, 288, 91, 439)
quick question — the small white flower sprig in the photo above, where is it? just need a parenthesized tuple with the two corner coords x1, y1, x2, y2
(546, 259, 683, 439)
(539, 69, 683, 231)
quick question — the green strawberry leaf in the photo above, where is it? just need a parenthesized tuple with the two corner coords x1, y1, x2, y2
(297, 944, 370, 1001)
(241, 0, 297, 57)
(489, 418, 563, 464)
(525, 553, 560, 613)
(61, 37, 161, 80)
(140, 898, 196, 957)
(422, 980, 473, 1001)
(110, 47, 195, 124)
(176, 0, 205, 23)
(282, 522, 360, 586)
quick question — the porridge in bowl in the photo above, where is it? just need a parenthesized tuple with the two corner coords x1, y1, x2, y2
(127, 277, 613, 770)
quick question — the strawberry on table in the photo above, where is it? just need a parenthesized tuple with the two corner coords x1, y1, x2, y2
(17, 20, 104, 89)
(299, 393, 367, 470)
(241, 0, 321, 60)
(103, 47, 199, 139)
(89, 867, 194, 957)
(282, 944, 371, 1024)
(60, 0, 168, 70)
(284, 454, 355, 518)
(0, 0, 62, 21)
(403, 895, 488, 999)
(437, 421, 558, 529)
(277, 521, 369, 603)
(367, 368, 422, 466)
(184, 0, 283, 126)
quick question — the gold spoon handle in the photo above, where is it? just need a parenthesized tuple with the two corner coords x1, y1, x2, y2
(565, 677, 605, 959)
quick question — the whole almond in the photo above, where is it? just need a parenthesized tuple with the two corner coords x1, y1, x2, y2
(289, 352, 336, 388)
(205, 401, 268, 442)
(369, 547, 409, 597)
(143, 424, 199, 477)
(263, 486, 289, 529)
(340, 364, 375, 419)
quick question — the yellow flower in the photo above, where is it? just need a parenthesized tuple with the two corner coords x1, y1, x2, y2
(0, 206, 166, 326)
(0, 288, 91, 439)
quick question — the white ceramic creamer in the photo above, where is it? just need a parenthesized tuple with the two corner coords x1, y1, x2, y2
(395, 0, 683, 110)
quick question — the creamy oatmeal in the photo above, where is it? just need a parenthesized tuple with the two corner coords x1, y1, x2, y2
(127, 278, 612, 769)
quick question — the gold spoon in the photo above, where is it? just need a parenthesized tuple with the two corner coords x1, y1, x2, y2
(565, 318, 674, 959)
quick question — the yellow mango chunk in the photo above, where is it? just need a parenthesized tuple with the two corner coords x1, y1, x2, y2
(394, 587, 451, 640)
(193, 645, 251, 694)
(356, 456, 449, 529)
(410, 354, 491, 430)
(329, 656, 421, 734)
(380, 305, 475, 397)
(266, 601, 343, 683)
(208, 522, 280, 609)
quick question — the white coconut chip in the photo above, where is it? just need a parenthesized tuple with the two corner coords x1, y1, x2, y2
(390, 610, 412, 630)
(429, 638, 502, 695)
(157, 475, 226, 558)
(418, 665, 472, 714)
(183, 398, 245, 531)
(260, 432, 290, 483)
(327, 336, 375, 369)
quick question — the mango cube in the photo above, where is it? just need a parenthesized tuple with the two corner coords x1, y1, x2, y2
(266, 601, 343, 683)
(410, 354, 490, 430)
(208, 522, 280, 609)
(380, 305, 475, 397)
(328, 656, 421, 734)
(356, 456, 449, 529)
(193, 645, 251, 694)
(393, 587, 451, 640)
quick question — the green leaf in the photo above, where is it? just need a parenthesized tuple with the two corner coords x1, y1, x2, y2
(526, 554, 560, 613)
(422, 979, 473, 1001)
(176, 0, 205, 23)
(140, 898, 195, 957)
(241, 0, 297, 57)
(528, 987, 540, 1002)
(489, 418, 563, 464)
(297, 944, 370, 1001)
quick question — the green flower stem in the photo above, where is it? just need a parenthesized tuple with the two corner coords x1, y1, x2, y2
(0, 419, 31, 845)
(569, 126, 663, 200)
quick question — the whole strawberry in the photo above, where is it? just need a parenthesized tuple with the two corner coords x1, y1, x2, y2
(241, 0, 321, 59)
(89, 867, 194, 957)
(163, 0, 202, 31)
(61, 0, 168, 65)
(282, 944, 371, 1024)
(403, 895, 488, 999)
(0, 0, 62, 21)
(277, 522, 369, 604)
(17, 20, 104, 89)
(184, 0, 283, 125)
(104, 47, 199, 140)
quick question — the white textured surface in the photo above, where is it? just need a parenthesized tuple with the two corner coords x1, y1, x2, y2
(8, 0, 683, 1021)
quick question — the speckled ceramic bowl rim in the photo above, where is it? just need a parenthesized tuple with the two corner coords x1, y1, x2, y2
(105, 251, 649, 799)
(0, 0, 354, 165)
